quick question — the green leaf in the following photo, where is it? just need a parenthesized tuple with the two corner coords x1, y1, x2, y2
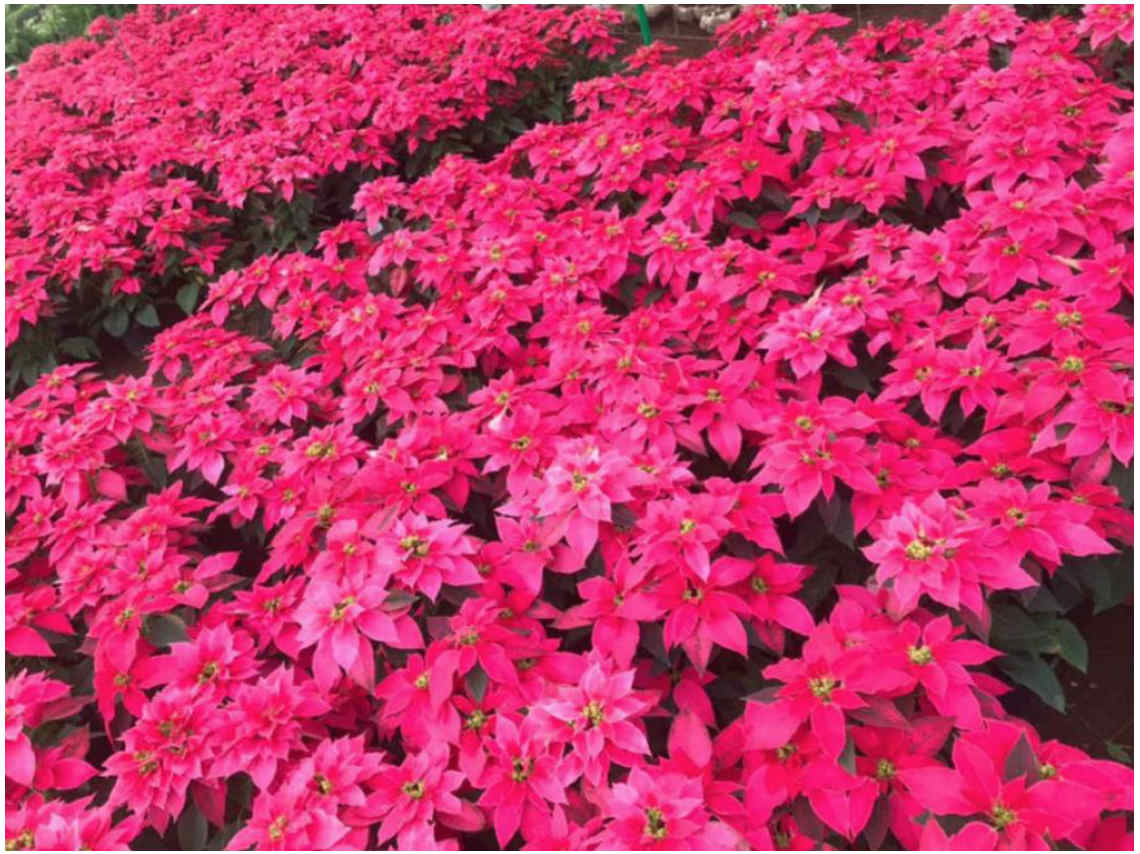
(144, 613, 189, 646)
(727, 211, 759, 230)
(838, 735, 856, 774)
(59, 336, 99, 358)
(1062, 553, 1133, 615)
(174, 282, 199, 316)
(1003, 733, 1039, 783)
(990, 603, 1054, 654)
(1105, 741, 1133, 766)
(815, 492, 854, 548)
(998, 652, 1065, 713)
(863, 793, 890, 850)
(830, 363, 871, 393)
(465, 664, 488, 703)
(1019, 583, 1061, 614)
(382, 590, 417, 612)
(206, 823, 240, 851)
(103, 306, 129, 337)
(177, 804, 209, 850)
(760, 182, 791, 210)
(135, 304, 160, 328)
(1054, 620, 1088, 673)
(1048, 569, 1086, 613)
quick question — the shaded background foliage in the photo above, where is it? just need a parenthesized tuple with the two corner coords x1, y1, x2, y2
(5, 4, 134, 69)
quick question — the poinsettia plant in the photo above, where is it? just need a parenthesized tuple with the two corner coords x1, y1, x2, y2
(5, 3, 1135, 851)
(5, 4, 620, 391)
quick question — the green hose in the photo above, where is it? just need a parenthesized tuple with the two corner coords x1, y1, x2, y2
(635, 4, 653, 45)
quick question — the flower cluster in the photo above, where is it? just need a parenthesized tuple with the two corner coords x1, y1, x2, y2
(5, 4, 619, 358)
(5, 4, 1134, 851)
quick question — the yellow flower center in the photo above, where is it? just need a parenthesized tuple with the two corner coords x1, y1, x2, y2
(809, 675, 838, 701)
(329, 596, 356, 622)
(135, 750, 159, 777)
(905, 538, 936, 560)
(267, 815, 288, 842)
(643, 807, 668, 840)
(990, 803, 1017, 831)
(400, 535, 430, 558)
(6, 830, 34, 850)
(1006, 507, 1028, 527)
(582, 700, 605, 727)
(907, 645, 934, 666)
(511, 757, 533, 782)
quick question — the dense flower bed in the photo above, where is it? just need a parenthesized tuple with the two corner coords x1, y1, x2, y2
(5, 3, 1135, 851)
(4, 4, 618, 388)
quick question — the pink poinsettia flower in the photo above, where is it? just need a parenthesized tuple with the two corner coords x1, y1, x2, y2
(105, 685, 221, 833)
(294, 568, 421, 692)
(377, 513, 481, 601)
(659, 556, 754, 671)
(961, 478, 1115, 569)
(759, 302, 861, 379)
(761, 616, 911, 761)
(595, 766, 741, 850)
(534, 438, 646, 561)
(213, 667, 330, 790)
(375, 651, 462, 749)
(533, 658, 655, 785)
(634, 492, 735, 581)
(227, 773, 348, 851)
(889, 616, 1000, 729)
(902, 723, 1101, 849)
(5, 671, 75, 787)
(864, 492, 1034, 616)
(358, 745, 482, 848)
(737, 553, 816, 651)
(556, 553, 661, 668)
(476, 714, 578, 847)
